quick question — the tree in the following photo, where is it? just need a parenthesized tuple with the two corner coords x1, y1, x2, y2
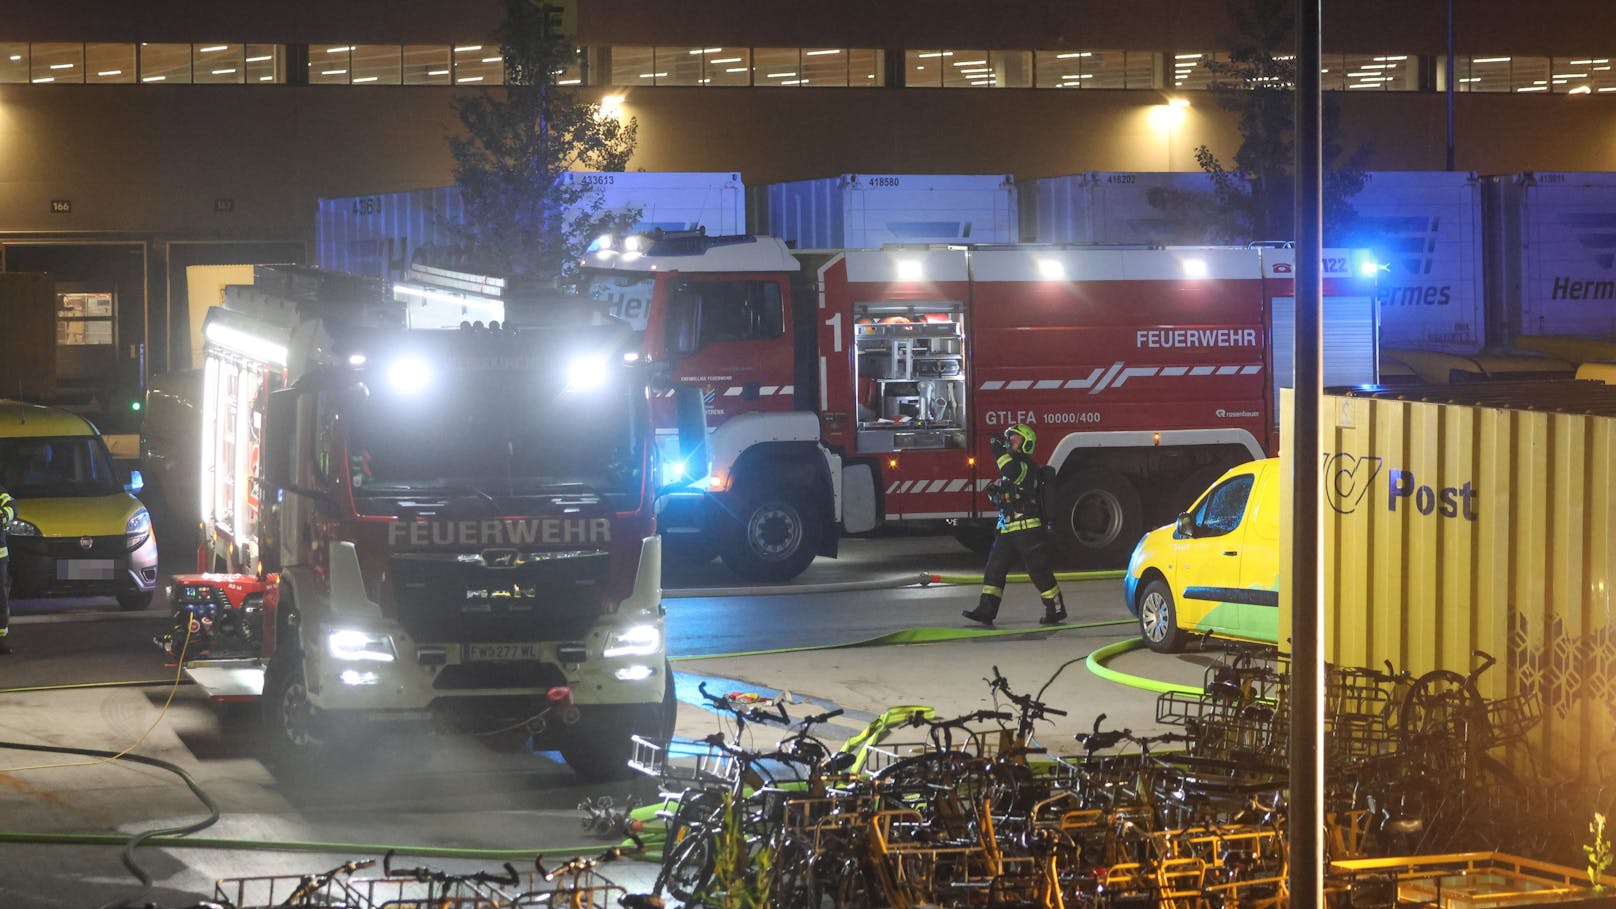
(1148, 0, 1372, 243)
(449, 0, 640, 283)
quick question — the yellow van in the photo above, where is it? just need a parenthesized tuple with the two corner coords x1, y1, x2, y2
(1123, 458, 1280, 652)
(0, 401, 159, 610)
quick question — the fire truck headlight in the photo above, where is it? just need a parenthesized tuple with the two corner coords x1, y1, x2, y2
(565, 355, 609, 391)
(388, 357, 432, 395)
(339, 670, 381, 686)
(327, 629, 397, 663)
(604, 624, 661, 658)
(615, 664, 655, 682)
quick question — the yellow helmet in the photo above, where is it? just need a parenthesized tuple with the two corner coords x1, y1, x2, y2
(1005, 424, 1036, 455)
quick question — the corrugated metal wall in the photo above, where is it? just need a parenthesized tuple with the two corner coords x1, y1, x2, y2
(1283, 387, 1616, 781)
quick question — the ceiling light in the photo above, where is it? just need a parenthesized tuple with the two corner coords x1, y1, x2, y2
(454, 45, 483, 53)
(211, 68, 237, 75)
(142, 75, 166, 82)
(325, 46, 354, 53)
(199, 45, 229, 53)
(805, 49, 841, 56)
(97, 69, 121, 76)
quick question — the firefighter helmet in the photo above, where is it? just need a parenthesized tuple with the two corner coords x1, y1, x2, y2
(1005, 424, 1036, 454)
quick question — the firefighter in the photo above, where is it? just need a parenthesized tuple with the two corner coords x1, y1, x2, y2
(962, 424, 1067, 627)
(0, 481, 13, 654)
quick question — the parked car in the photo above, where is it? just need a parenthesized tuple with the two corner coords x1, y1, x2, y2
(0, 400, 158, 610)
(1123, 458, 1279, 652)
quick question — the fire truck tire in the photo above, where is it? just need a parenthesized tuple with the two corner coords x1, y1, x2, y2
(118, 591, 154, 611)
(560, 663, 677, 782)
(261, 649, 332, 779)
(718, 487, 821, 583)
(1051, 468, 1143, 569)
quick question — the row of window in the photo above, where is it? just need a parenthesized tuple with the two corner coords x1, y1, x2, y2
(3, 41, 1613, 95)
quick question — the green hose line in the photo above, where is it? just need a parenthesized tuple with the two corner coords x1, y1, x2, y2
(0, 679, 190, 695)
(1084, 637, 1203, 695)
(0, 830, 645, 861)
(931, 569, 1125, 585)
(671, 619, 1134, 662)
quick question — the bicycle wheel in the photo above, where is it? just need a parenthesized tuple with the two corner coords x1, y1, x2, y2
(829, 858, 875, 909)
(655, 829, 716, 903)
(1398, 669, 1490, 763)
(769, 837, 822, 909)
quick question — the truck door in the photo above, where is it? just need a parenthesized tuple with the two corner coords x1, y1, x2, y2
(662, 274, 796, 425)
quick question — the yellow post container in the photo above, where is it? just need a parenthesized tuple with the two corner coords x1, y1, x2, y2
(1281, 383, 1616, 781)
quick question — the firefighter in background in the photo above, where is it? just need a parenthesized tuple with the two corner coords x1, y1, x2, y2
(0, 481, 14, 654)
(962, 424, 1068, 627)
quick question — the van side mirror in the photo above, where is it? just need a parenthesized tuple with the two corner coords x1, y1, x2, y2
(1174, 513, 1195, 539)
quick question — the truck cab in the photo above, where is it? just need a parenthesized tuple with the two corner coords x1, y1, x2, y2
(167, 266, 698, 780)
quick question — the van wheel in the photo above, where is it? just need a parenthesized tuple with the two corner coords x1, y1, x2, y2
(118, 591, 154, 611)
(718, 487, 821, 583)
(1138, 579, 1188, 653)
(1052, 468, 1143, 569)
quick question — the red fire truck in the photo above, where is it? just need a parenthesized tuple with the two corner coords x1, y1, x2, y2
(160, 265, 701, 779)
(582, 235, 1378, 580)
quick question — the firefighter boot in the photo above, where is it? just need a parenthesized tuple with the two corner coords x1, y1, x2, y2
(1038, 591, 1068, 626)
(962, 590, 1000, 626)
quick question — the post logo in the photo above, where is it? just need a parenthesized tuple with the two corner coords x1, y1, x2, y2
(1323, 452, 1478, 521)
(1322, 453, 1382, 515)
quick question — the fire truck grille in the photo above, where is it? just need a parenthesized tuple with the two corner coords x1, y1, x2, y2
(389, 551, 609, 643)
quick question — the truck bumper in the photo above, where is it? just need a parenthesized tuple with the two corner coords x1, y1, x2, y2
(303, 536, 668, 714)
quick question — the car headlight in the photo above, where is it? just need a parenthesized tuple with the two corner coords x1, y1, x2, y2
(327, 629, 397, 663)
(126, 508, 152, 535)
(7, 519, 39, 537)
(603, 624, 661, 658)
(125, 508, 153, 550)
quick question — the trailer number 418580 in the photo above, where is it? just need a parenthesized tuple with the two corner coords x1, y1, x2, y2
(465, 643, 541, 662)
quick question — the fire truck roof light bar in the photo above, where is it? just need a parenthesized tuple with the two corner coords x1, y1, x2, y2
(393, 282, 503, 313)
(205, 321, 288, 366)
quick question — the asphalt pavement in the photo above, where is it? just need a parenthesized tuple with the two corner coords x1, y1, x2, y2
(0, 531, 1216, 909)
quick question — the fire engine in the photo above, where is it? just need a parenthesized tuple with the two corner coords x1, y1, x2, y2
(160, 265, 702, 779)
(581, 234, 1379, 580)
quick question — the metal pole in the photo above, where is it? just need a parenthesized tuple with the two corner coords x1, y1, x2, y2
(1290, 0, 1325, 904)
(1446, 0, 1456, 170)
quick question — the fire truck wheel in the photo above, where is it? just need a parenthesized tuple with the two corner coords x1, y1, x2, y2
(118, 591, 154, 611)
(561, 663, 677, 782)
(1051, 468, 1143, 569)
(1137, 578, 1188, 653)
(261, 651, 327, 775)
(718, 488, 822, 583)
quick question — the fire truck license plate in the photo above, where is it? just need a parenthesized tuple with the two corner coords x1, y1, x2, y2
(465, 643, 541, 662)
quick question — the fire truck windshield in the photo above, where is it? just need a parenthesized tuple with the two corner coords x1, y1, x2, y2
(582, 271, 654, 334)
(344, 367, 645, 514)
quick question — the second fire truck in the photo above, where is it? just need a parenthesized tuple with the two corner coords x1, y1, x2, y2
(582, 235, 1379, 580)
(161, 266, 701, 779)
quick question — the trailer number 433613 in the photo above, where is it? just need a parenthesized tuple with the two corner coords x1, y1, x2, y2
(465, 643, 541, 662)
